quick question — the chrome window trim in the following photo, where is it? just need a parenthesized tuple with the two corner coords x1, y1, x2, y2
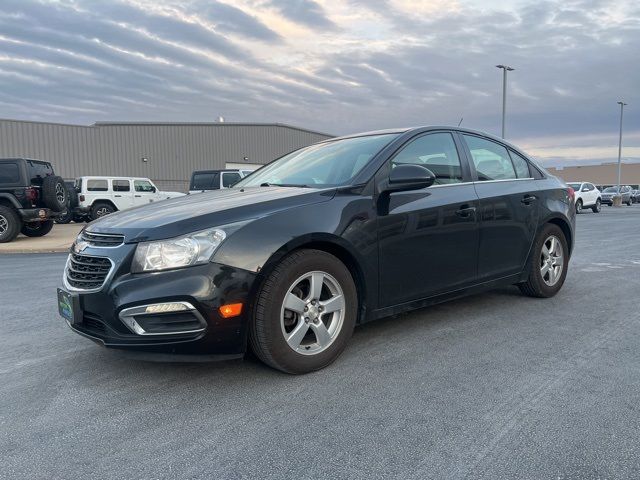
(63, 253, 115, 293)
(118, 301, 207, 336)
(426, 177, 534, 189)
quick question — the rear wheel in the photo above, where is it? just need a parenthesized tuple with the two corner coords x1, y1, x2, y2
(55, 209, 73, 224)
(91, 202, 115, 220)
(575, 199, 583, 214)
(627, 199, 632, 206)
(21, 220, 54, 237)
(591, 199, 601, 213)
(0, 206, 21, 243)
(249, 249, 358, 374)
(518, 224, 568, 298)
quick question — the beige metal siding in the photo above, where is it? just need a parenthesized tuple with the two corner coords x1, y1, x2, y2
(0, 120, 332, 191)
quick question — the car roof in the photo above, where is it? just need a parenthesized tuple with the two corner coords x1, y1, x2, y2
(79, 176, 152, 181)
(191, 169, 240, 174)
(0, 157, 51, 164)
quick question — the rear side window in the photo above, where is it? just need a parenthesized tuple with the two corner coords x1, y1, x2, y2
(463, 135, 516, 181)
(191, 172, 220, 190)
(222, 172, 242, 187)
(87, 179, 108, 191)
(27, 161, 53, 185)
(112, 180, 130, 192)
(392, 132, 464, 184)
(0, 163, 21, 184)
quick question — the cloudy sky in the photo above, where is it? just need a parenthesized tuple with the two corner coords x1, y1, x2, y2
(0, 0, 638, 166)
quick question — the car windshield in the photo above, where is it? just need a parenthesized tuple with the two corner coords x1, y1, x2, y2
(568, 183, 581, 190)
(234, 134, 399, 188)
(603, 187, 618, 193)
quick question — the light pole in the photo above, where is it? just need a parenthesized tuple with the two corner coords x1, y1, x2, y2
(616, 101, 627, 194)
(496, 65, 514, 138)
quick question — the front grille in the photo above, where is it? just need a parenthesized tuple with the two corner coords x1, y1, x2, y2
(65, 253, 112, 290)
(81, 231, 125, 247)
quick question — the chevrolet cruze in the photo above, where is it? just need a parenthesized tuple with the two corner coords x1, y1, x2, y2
(58, 127, 575, 374)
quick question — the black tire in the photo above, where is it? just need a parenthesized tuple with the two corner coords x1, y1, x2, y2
(591, 199, 601, 213)
(249, 249, 358, 374)
(42, 176, 69, 212)
(0, 205, 22, 243)
(518, 224, 569, 298)
(575, 199, 582, 214)
(91, 202, 115, 220)
(21, 220, 54, 237)
(55, 209, 73, 224)
(627, 199, 632, 206)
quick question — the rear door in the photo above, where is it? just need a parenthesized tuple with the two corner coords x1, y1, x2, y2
(377, 131, 480, 306)
(111, 179, 134, 210)
(460, 134, 540, 281)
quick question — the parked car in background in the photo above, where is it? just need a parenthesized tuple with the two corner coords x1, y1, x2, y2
(601, 185, 633, 206)
(567, 182, 601, 213)
(76, 176, 184, 220)
(59, 126, 575, 374)
(631, 189, 640, 203)
(0, 158, 68, 242)
(188, 169, 245, 194)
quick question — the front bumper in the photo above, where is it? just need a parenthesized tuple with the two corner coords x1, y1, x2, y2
(62, 245, 260, 357)
(19, 207, 60, 221)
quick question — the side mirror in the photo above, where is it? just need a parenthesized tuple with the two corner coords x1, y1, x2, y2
(386, 164, 436, 193)
(151, 186, 157, 193)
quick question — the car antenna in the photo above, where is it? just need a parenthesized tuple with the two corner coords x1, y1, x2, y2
(457, 117, 463, 126)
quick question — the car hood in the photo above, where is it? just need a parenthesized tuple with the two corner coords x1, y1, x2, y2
(85, 186, 336, 242)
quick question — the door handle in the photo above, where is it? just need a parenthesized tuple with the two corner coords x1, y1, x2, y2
(134, 195, 142, 197)
(455, 205, 476, 218)
(114, 195, 122, 198)
(521, 194, 537, 205)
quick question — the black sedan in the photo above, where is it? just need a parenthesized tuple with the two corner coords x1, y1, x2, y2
(58, 127, 575, 374)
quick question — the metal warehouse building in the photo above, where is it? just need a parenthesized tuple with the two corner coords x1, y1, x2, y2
(0, 119, 332, 191)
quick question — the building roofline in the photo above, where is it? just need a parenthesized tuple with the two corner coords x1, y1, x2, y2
(0, 118, 334, 137)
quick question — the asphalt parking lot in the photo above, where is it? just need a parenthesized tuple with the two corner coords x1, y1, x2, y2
(1, 206, 640, 479)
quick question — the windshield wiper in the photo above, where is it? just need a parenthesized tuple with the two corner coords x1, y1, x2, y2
(260, 182, 309, 188)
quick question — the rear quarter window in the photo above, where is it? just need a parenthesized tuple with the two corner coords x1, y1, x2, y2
(27, 161, 54, 186)
(87, 179, 109, 192)
(0, 163, 21, 184)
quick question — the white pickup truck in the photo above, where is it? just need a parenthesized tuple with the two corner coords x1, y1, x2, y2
(76, 176, 184, 220)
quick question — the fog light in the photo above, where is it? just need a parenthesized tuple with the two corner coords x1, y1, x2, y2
(144, 303, 189, 314)
(219, 303, 243, 318)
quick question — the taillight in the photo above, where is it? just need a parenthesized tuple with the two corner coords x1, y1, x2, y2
(25, 187, 38, 203)
(567, 187, 575, 203)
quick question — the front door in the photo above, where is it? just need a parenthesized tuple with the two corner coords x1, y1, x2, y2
(377, 131, 480, 307)
(133, 179, 158, 206)
(460, 134, 540, 281)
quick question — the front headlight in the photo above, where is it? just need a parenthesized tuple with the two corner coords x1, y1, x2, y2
(132, 227, 226, 273)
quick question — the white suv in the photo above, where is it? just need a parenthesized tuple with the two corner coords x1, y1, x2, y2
(567, 181, 601, 213)
(77, 176, 185, 220)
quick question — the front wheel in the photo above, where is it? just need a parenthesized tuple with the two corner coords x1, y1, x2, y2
(21, 220, 54, 237)
(249, 249, 358, 374)
(592, 199, 601, 213)
(518, 224, 569, 298)
(55, 209, 73, 224)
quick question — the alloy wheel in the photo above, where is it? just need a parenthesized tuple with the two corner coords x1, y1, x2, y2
(280, 270, 346, 355)
(55, 183, 66, 204)
(97, 207, 110, 217)
(0, 215, 7, 235)
(540, 235, 564, 287)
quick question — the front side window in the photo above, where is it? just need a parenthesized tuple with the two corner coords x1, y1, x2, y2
(87, 179, 108, 192)
(191, 173, 220, 190)
(112, 180, 130, 192)
(0, 163, 21, 184)
(222, 172, 242, 187)
(463, 135, 517, 181)
(391, 132, 464, 184)
(235, 134, 399, 188)
(134, 180, 155, 192)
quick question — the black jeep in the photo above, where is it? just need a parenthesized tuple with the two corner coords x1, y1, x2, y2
(0, 158, 69, 243)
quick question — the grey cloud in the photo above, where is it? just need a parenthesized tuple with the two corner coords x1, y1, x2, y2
(263, 0, 336, 30)
(194, 1, 281, 41)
